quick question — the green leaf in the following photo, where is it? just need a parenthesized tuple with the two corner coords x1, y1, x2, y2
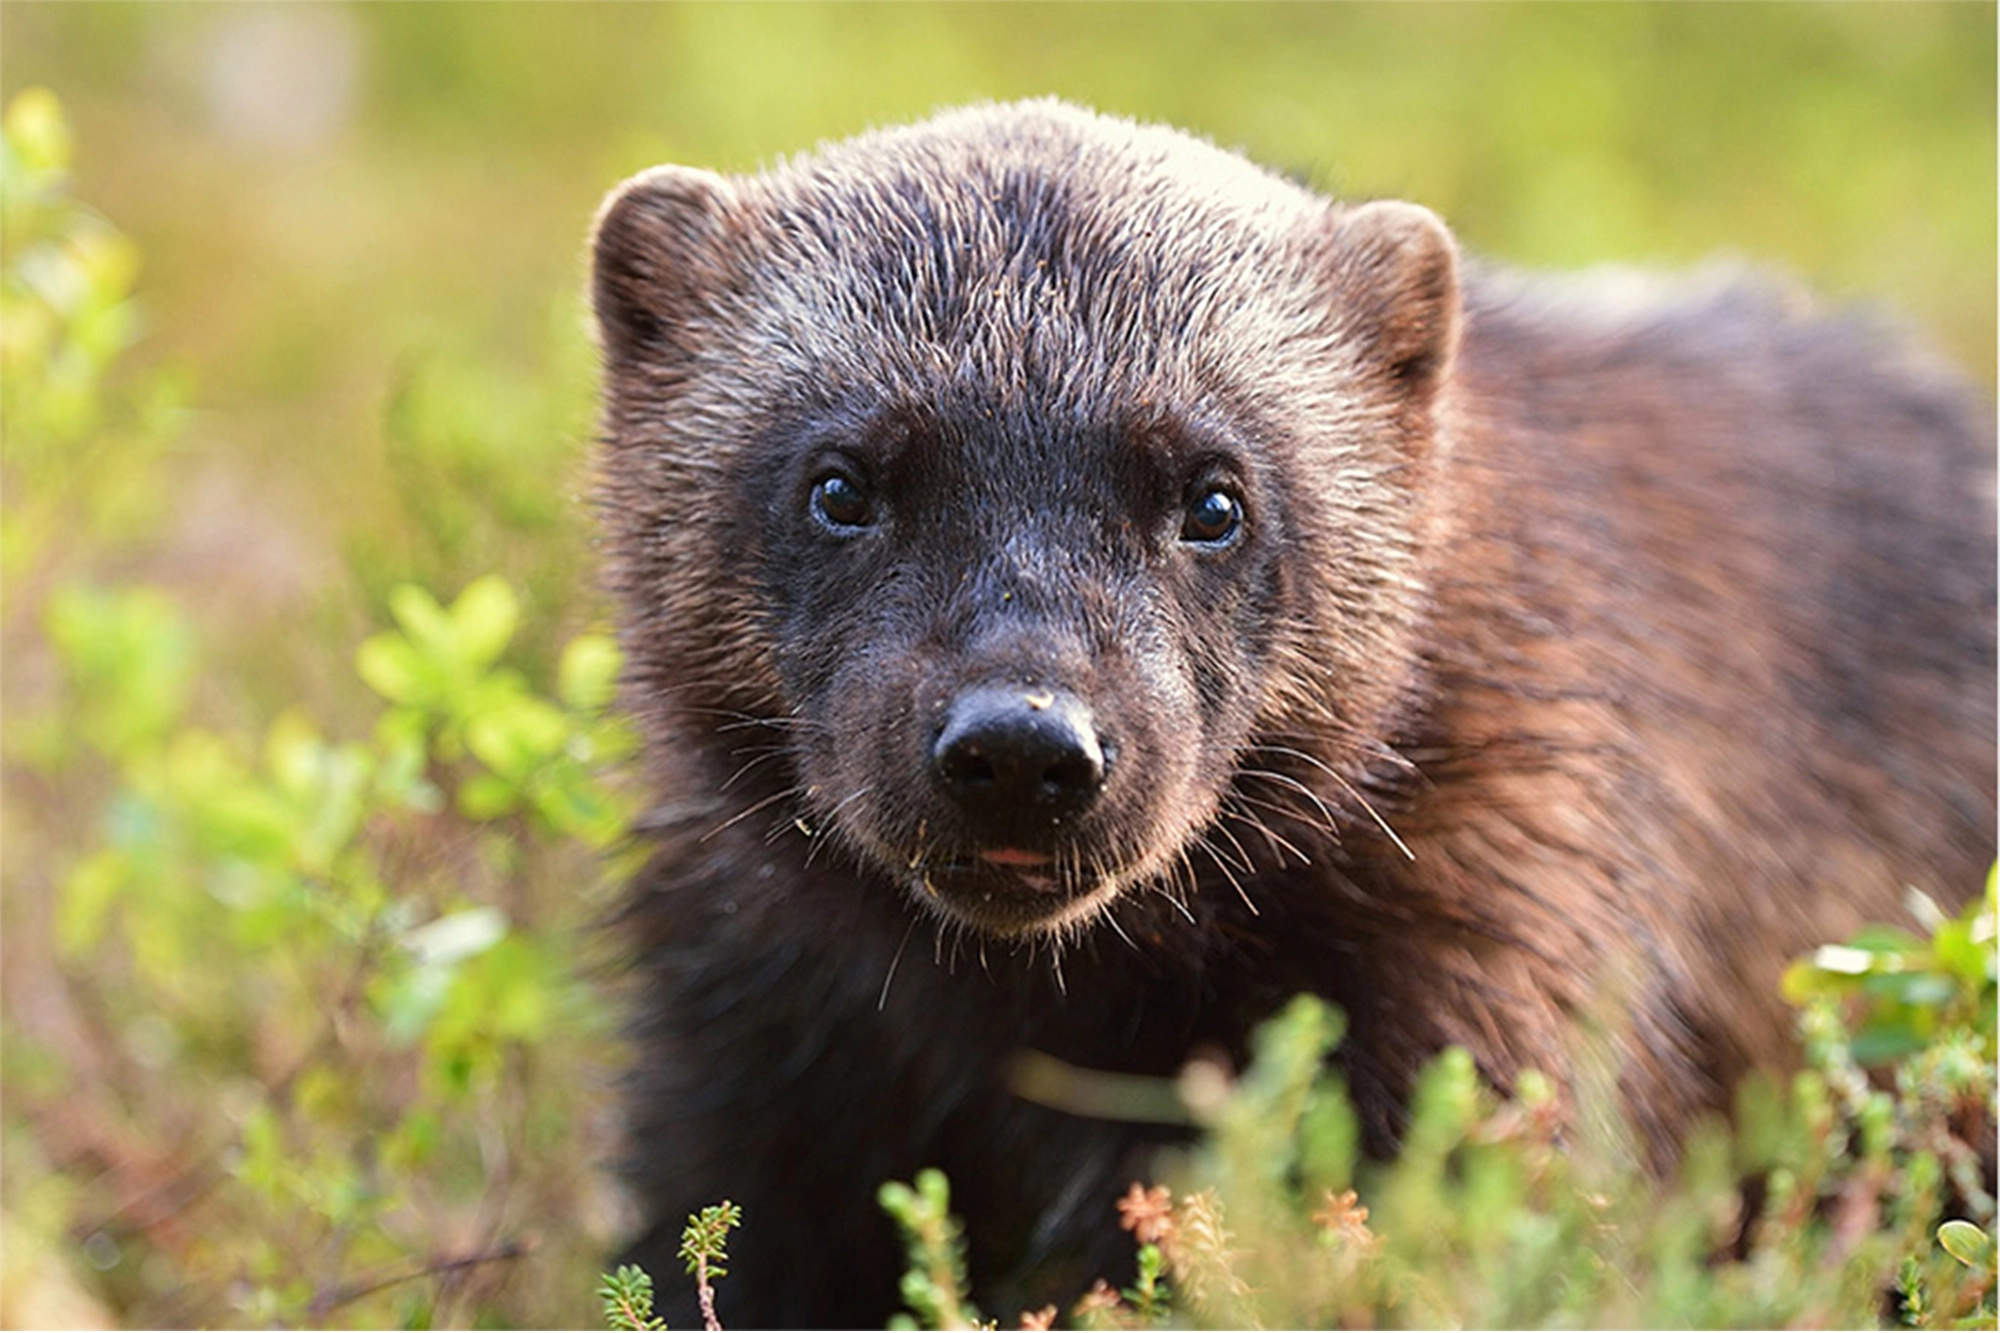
(1781, 957, 1841, 1005)
(462, 935, 556, 1043)
(1884, 972, 1956, 1010)
(4, 87, 72, 177)
(356, 632, 434, 707)
(382, 908, 511, 1045)
(1407, 1045, 1481, 1154)
(1933, 919, 1990, 988)
(557, 632, 622, 711)
(44, 583, 195, 758)
(456, 771, 518, 821)
(446, 574, 519, 669)
(234, 1101, 287, 1197)
(194, 785, 299, 866)
(69, 225, 142, 318)
(1847, 924, 1925, 956)
(1848, 1024, 1928, 1067)
(464, 694, 568, 778)
(370, 708, 440, 807)
(1937, 1219, 1994, 1272)
(263, 710, 326, 799)
(386, 583, 453, 657)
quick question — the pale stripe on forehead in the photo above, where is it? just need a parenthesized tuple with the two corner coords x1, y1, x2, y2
(740, 184, 1323, 422)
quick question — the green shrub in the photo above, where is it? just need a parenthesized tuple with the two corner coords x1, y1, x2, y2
(2, 90, 635, 1330)
(345, 305, 602, 683)
(880, 880, 1997, 1330)
(598, 1204, 742, 1333)
(600, 1264, 670, 1333)
(0, 87, 189, 590)
(13, 569, 638, 1326)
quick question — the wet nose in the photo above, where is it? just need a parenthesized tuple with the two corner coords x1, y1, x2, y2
(931, 684, 1107, 823)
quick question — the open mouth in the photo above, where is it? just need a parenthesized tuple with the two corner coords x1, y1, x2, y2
(966, 847, 1062, 896)
(913, 848, 1107, 934)
(977, 846, 1054, 869)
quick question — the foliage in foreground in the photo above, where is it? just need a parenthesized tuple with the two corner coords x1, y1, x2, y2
(602, 878, 1992, 1330)
(3, 89, 634, 1328)
(599, 1264, 670, 1333)
(599, 1203, 741, 1333)
(874, 878, 1995, 1330)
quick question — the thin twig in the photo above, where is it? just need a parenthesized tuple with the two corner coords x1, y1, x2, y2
(695, 1253, 722, 1332)
(308, 1238, 532, 1317)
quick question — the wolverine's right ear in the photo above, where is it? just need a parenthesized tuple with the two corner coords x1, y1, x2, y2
(590, 165, 740, 369)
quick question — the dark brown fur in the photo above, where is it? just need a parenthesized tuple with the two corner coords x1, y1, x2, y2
(590, 101, 1995, 1327)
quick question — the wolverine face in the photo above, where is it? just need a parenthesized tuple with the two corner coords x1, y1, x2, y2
(591, 102, 1458, 940)
(743, 389, 1291, 937)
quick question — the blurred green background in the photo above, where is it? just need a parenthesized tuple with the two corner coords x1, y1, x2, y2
(7, 2, 1993, 674)
(2, 4, 1993, 1327)
(8, 1, 1995, 648)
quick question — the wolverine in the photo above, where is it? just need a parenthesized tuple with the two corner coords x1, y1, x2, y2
(589, 100, 1995, 1326)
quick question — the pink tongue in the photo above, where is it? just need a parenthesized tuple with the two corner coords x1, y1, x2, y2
(978, 847, 1052, 868)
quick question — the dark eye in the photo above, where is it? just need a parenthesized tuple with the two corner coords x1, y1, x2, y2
(811, 473, 874, 531)
(1180, 487, 1243, 547)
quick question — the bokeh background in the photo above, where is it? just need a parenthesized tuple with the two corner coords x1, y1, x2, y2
(3, 4, 1993, 1327)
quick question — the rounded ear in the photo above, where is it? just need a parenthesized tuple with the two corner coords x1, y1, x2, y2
(1327, 199, 1462, 399)
(590, 164, 739, 369)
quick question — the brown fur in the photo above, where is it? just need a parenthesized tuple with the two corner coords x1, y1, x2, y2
(590, 101, 1995, 1326)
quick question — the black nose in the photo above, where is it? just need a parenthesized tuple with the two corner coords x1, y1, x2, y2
(932, 685, 1107, 822)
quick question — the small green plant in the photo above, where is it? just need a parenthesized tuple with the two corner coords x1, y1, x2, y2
(17, 572, 637, 1327)
(599, 1265, 668, 1332)
(595, 1205, 743, 1333)
(1785, 869, 1997, 1066)
(357, 574, 635, 845)
(0, 86, 188, 590)
(1785, 871, 1999, 1329)
(881, 1169, 987, 1330)
(678, 1201, 743, 1332)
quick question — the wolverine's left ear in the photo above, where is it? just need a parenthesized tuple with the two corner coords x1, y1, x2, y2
(1326, 199, 1462, 401)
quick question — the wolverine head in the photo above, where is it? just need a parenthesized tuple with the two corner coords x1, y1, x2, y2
(592, 100, 1458, 938)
